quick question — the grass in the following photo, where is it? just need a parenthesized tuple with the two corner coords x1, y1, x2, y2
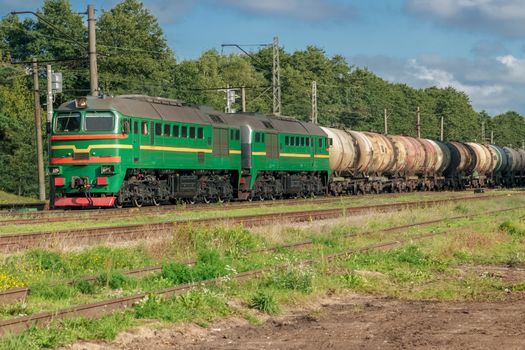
(0, 195, 525, 348)
(0, 191, 42, 205)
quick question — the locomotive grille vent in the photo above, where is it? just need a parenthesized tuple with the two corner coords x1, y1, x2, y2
(73, 152, 90, 160)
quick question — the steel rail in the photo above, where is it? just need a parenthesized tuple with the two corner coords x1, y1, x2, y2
(0, 190, 492, 226)
(0, 227, 461, 335)
(0, 193, 515, 252)
(1, 205, 522, 307)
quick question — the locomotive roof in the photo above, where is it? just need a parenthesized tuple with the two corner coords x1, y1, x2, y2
(57, 95, 326, 137)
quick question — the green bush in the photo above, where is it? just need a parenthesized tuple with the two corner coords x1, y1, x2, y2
(249, 290, 279, 315)
(96, 271, 128, 290)
(340, 272, 366, 288)
(262, 267, 314, 293)
(31, 283, 77, 300)
(160, 262, 193, 284)
(193, 249, 226, 280)
(392, 245, 435, 267)
(74, 280, 96, 295)
(26, 249, 68, 272)
(499, 221, 525, 237)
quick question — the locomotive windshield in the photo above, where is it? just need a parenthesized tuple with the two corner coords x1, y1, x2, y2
(85, 111, 115, 132)
(55, 112, 81, 132)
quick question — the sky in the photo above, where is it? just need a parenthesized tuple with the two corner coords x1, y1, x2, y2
(3, 0, 525, 115)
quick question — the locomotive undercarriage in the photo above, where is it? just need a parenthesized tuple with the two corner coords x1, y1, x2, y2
(249, 172, 326, 200)
(116, 169, 234, 208)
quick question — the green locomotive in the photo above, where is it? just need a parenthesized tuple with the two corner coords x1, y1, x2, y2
(48, 95, 331, 207)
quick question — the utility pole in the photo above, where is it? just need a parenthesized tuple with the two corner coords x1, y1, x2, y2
(311, 81, 318, 124)
(32, 58, 45, 201)
(384, 109, 388, 135)
(416, 106, 421, 138)
(440, 115, 444, 141)
(272, 36, 281, 116)
(241, 86, 246, 112)
(46, 64, 54, 207)
(481, 121, 486, 143)
(88, 4, 98, 96)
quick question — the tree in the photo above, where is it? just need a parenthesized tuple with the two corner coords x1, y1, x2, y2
(97, 0, 176, 96)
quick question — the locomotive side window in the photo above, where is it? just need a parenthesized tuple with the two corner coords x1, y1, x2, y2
(190, 127, 196, 139)
(182, 126, 187, 138)
(142, 122, 148, 135)
(318, 138, 322, 147)
(306, 138, 310, 147)
(285, 136, 289, 145)
(155, 123, 162, 136)
(164, 124, 170, 136)
(55, 112, 81, 132)
(85, 112, 114, 131)
(173, 125, 179, 137)
(198, 127, 204, 139)
(133, 121, 138, 134)
(255, 133, 261, 143)
(235, 130, 240, 140)
(301, 137, 304, 146)
(291, 137, 295, 146)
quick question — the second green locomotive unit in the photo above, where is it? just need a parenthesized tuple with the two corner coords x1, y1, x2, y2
(49, 95, 331, 207)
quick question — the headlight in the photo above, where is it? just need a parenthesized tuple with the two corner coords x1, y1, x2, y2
(48, 167, 61, 175)
(100, 165, 115, 174)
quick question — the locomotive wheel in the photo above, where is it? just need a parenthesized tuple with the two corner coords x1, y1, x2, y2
(152, 197, 161, 206)
(132, 197, 143, 208)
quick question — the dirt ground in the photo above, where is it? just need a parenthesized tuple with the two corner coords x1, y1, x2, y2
(65, 289, 525, 350)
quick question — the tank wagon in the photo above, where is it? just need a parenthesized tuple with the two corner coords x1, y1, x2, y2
(47, 95, 525, 208)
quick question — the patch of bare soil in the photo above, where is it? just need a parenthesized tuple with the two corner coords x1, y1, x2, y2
(61, 262, 525, 350)
(63, 290, 525, 350)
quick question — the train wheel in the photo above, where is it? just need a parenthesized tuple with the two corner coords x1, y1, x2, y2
(132, 197, 143, 208)
(152, 197, 161, 206)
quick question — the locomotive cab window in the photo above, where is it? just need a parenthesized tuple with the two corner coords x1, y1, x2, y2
(142, 122, 148, 135)
(255, 133, 261, 143)
(235, 130, 240, 140)
(85, 112, 115, 132)
(133, 121, 138, 134)
(55, 112, 81, 133)
(155, 123, 162, 136)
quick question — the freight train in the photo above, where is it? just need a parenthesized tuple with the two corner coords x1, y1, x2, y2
(47, 95, 525, 208)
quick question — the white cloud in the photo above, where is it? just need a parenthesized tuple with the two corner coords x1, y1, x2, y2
(351, 53, 523, 114)
(406, 0, 525, 37)
(496, 55, 525, 83)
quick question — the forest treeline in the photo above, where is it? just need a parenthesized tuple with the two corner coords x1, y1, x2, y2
(0, 0, 524, 196)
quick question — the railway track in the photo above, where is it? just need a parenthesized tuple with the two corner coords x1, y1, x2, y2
(0, 225, 473, 335)
(0, 193, 515, 252)
(1, 204, 521, 307)
(0, 203, 46, 212)
(0, 190, 509, 227)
